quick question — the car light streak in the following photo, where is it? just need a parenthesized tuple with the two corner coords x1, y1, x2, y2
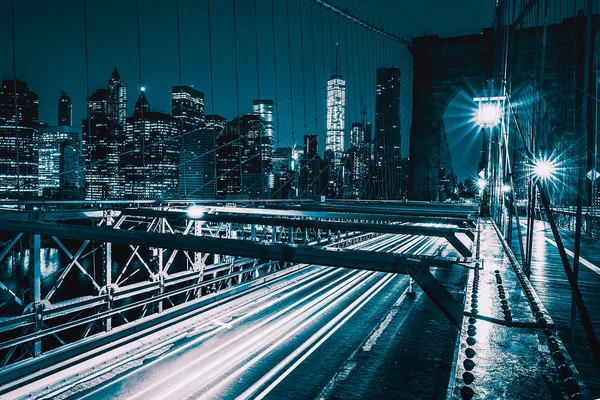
(149, 271, 382, 400)
(233, 274, 396, 400)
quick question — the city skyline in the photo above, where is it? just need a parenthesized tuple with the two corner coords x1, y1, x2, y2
(1, 0, 453, 160)
(0, 0, 501, 202)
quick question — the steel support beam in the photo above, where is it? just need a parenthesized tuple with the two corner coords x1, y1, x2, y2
(31, 234, 41, 357)
(122, 208, 475, 250)
(104, 214, 113, 331)
(444, 233, 473, 257)
(0, 233, 22, 264)
(404, 266, 463, 329)
(0, 219, 476, 275)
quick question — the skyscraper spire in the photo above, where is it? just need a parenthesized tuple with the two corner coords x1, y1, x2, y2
(134, 91, 150, 115)
(326, 42, 346, 198)
(108, 67, 127, 128)
(111, 66, 120, 81)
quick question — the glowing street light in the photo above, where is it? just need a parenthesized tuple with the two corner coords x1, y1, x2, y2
(476, 178, 488, 191)
(186, 205, 205, 219)
(501, 184, 511, 193)
(533, 157, 558, 182)
(141, 86, 146, 92)
(473, 80, 506, 129)
(474, 97, 504, 128)
(477, 102, 502, 128)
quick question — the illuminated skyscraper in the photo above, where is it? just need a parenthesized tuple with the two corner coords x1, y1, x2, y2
(84, 88, 118, 199)
(218, 114, 262, 199)
(0, 79, 39, 198)
(179, 128, 216, 199)
(205, 114, 226, 133)
(325, 46, 345, 199)
(38, 125, 81, 197)
(172, 85, 205, 131)
(271, 146, 295, 199)
(374, 67, 402, 200)
(108, 67, 127, 129)
(299, 135, 321, 197)
(83, 68, 127, 199)
(350, 122, 365, 150)
(173, 86, 211, 198)
(349, 122, 369, 198)
(253, 99, 275, 190)
(325, 52, 346, 168)
(58, 91, 72, 126)
(123, 93, 179, 199)
(217, 119, 242, 199)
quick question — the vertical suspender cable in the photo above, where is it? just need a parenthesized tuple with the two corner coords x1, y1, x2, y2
(320, 3, 328, 197)
(83, 0, 92, 200)
(271, 0, 280, 149)
(309, 1, 319, 196)
(321, 3, 326, 158)
(135, 0, 145, 198)
(571, 0, 593, 350)
(299, 0, 308, 148)
(286, 0, 295, 151)
(374, 22, 381, 199)
(253, 0, 261, 99)
(298, 0, 308, 198)
(232, 0, 242, 196)
(286, 0, 296, 196)
(207, 0, 216, 197)
(310, 1, 318, 138)
(348, 14, 356, 198)
(253, 0, 265, 198)
(176, 0, 185, 198)
(11, 0, 20, 203)
(367, 22, 373, 199)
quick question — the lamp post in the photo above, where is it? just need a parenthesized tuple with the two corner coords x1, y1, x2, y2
(474, 80, 506, 223)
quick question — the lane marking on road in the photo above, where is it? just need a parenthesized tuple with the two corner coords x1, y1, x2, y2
(250, 236, 436, 400)
(316, 281, 414, 400)
(240, 274, 396, 400)
(199, 236, 433, 400)
(544, 237, 600, 275)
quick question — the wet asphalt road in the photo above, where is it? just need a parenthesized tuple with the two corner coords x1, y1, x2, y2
(47, 234, 466, 400)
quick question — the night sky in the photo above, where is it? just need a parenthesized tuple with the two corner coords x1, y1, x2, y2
(0, 0, 494, 181)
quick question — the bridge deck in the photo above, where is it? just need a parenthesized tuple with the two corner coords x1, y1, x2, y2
(511, 219, 600, 397)
(449, 219, 588, 399)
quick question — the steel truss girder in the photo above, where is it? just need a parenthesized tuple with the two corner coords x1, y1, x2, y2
(267, 202, 479, 218)
(122, 209, 475, 256)
(405, 266, 463, 328)
(124, 205, 477, 226)
(0, 259, 295, 351)
(0, 232, 364, 336)
(0, 219, 477, 275)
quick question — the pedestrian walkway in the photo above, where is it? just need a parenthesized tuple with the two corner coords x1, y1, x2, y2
(449, 219, 587, 399)
(511, 219, 600, 397)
